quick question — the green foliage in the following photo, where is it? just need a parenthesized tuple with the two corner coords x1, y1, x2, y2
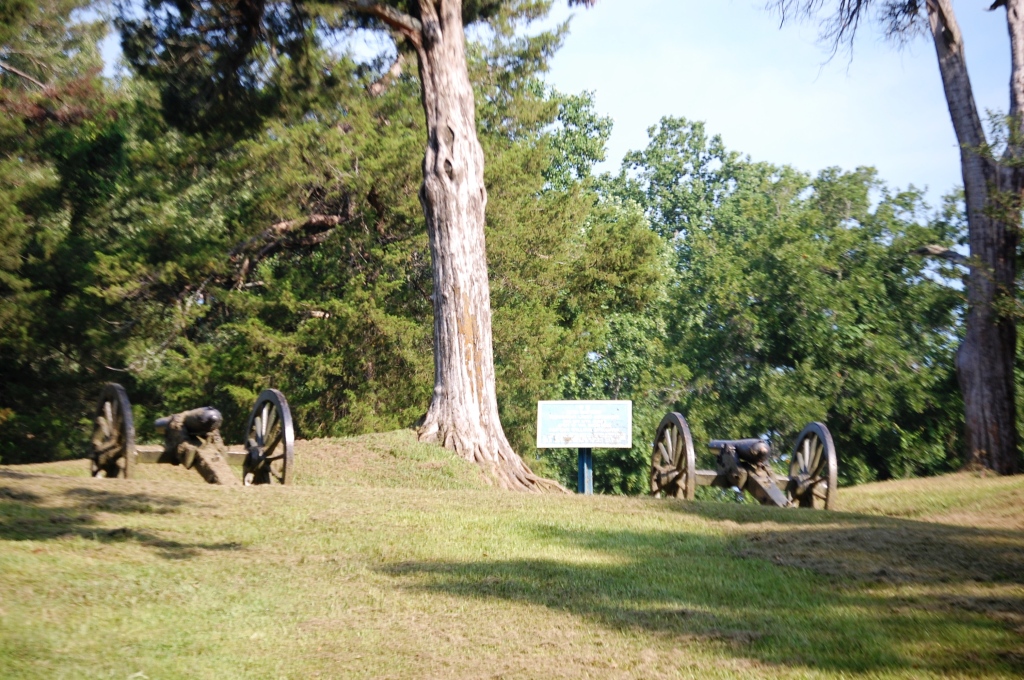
(0, 0, 122, 463)
(536, 198, 672, 494)
(617, 117, 739, 241)
(113, 0, 589, 137)
(1, 1, 666, 474)
(116, 0, 316, 136)
(552, 310, 674, 495)
(100, 56, 437, 445)
(463, 7, 667, 477)
(0, 0, 106, 91)
(618, 117, 965, 484)
(543, 89, 613, 190)
(1, 3, 970, 494)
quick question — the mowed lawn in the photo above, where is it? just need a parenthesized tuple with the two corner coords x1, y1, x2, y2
(2, 431, 1023, 679)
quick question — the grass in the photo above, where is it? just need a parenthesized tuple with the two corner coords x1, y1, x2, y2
(0, 430, 1022, 678)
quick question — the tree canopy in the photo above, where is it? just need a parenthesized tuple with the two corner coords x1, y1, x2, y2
(766, 0, 1022, 476)
(1, 0, 974, 492)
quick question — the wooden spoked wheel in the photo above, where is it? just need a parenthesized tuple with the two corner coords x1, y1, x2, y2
(650, 412, 696, 499)
(787, 422, 837, 510)
(242, 389, 295, 486)
(90, 383, 135, 479)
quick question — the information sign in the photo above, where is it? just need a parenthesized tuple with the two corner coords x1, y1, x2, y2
(536, 400, 633, 449)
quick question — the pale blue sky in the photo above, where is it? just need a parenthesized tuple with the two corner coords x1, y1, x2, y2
(100, 1, 1010, 206)
(541, 1, 1010, 206)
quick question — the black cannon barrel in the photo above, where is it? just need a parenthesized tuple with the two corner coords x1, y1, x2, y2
(153, 416, 171, 435)
(708, 438, 764, 451)
(184, 407, 222, 435)
(708, 438, 771, 464)
(153, 407, 223, 436)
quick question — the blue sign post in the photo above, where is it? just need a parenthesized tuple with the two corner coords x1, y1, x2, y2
(536, 400, 632, 495)
(577, 448, 593, 494)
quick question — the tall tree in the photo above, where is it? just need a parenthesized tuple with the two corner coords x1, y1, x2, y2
(770, 0, 1023, 474)
(346, 0, 550, 490)
(117, 0, 596, 489)
(0, 0, 115, 462)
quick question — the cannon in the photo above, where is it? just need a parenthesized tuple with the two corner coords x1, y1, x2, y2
(89, 383, 294, 486)
(649, 412, 836, 509)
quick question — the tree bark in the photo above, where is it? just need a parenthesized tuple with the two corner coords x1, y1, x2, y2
(359, 0, 563, 491)
(1007, 0, 1024, 124)
(231, 213, 348, 288)
(927, 0, 1019, 474)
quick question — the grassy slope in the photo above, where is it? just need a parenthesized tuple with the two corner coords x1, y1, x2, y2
(0, 431, 1021, 679)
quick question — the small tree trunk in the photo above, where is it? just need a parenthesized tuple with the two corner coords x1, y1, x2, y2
(929, 0, 1020, 474)
(409, 0, 561, 491)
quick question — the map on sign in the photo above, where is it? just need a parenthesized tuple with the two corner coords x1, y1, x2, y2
(536, 400, 632, 449)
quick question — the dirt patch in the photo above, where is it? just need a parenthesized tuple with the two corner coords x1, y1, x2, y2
(938, 592, 1024, 624)
(735, 517, 1024, 584)
(731, 512, 1024, 659)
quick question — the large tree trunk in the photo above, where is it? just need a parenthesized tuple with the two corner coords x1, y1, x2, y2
(407, 0, 560, 491)
(928, 0, 1020, 474)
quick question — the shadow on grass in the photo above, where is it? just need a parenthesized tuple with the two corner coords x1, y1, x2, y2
(0, 475, 242, 560)
(661, 501, 1024, 585)
(381, 504, 1024, 676)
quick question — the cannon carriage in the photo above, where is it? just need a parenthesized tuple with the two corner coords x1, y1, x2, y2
(649, 412, 836, 509)
(89, 383, 294, 486)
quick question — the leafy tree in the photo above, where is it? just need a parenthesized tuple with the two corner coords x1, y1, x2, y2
(488, 86, 668, 494)
(2, 0, 670, 488)
(619, 118, 964, 484)
(768, 0, 1022, 474)
(116, 0, 599, 490)
(554, 308, 674, 494)
(0, 0, 120, 462)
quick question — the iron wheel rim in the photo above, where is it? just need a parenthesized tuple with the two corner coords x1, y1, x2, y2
(90, 383, 135, 479)
(242, 389, 295, 485)
(787, 421, 837, 509)
(650, 412, 695, 500)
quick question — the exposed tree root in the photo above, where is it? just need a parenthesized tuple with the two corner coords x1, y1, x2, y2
(398, 0, 570, 495)
(418, 419, 569, 493)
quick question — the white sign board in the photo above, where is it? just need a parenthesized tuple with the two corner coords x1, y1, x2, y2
(536, 400, 632, 449)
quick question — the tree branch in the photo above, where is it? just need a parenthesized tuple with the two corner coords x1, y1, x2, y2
(926, 0, 987, 151)
(0, 59, 47, 89)
(343, 1, 423, 46)
(232, 214, 349, 288)
(912, 244, 969, 266)
(1003, 0, 1024, 134)
(229, 214, 345, 257)
(368, 52, 406, 96)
